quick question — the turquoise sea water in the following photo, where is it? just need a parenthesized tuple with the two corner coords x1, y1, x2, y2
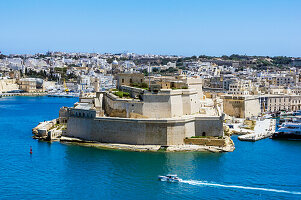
(0, 96, 300, 200)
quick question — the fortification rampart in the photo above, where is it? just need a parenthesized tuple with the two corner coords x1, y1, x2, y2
(104, 92, 144, 117)
(65, 115, 223, 145)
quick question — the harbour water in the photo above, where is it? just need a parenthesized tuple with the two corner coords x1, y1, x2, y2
(0, 96, 300, 199)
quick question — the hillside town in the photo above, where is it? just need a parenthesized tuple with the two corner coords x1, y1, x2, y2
(1, 52, 301, 149)
(1, 52, 300, 109)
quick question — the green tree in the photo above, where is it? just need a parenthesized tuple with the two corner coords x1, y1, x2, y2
(221, 55, 229, 60)
(152, 68, 159, 73)
(142, 69, 149, 76)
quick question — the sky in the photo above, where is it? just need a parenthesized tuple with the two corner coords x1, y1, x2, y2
(0, 0, 300, 56)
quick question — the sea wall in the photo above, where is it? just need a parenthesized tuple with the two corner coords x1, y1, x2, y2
(32, 118, 57, 137)
(66, 117, 169, 145)
(184, 138, 226, 147)
(195, 116, 224, 137)
(65, 115, 223, 145)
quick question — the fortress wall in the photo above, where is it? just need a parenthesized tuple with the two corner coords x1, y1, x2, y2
(102, 89, 200, 119)
(91, 118, 168, 145)
(184, 121, 195, 138)
(190, 93, 200, 114)
(91, 118, 148, 144)
(194, 117, 224, 137)
(65, 117, 94, 140)
(170, 94, 183, 117)
(166, 122, 186, 145)
(144, 123, 167, 145)
(119, 85, 144, 98)
(104, 93, 144, 117)
(188, 83, 203, 99)
(104, 94, 127, 117)
(66, 116, 210, 145)
(143, 94, 172, 118)
(182, 94, 192, 115)
(66, 115, 223, 145)
(181, 92, 199, 115)
(124, 101, 144, 118)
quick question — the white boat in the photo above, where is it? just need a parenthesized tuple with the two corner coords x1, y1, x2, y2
(272, 122, 301, 139)
(158, 174, 182, 182)
(48, 92, 79, 98)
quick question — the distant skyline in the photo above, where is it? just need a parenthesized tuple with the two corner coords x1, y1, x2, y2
(1, 0, 300, 57)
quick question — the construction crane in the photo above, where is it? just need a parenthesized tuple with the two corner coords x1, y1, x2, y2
(63, 79, 69, 93)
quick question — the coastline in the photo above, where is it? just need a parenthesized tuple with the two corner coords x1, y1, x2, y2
(32, 118, 235, 153)
(59, 136, 235, 153)
(0, 92, 47, 97)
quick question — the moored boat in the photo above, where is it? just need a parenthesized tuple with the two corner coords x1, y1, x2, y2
(272, 122, 301, 139)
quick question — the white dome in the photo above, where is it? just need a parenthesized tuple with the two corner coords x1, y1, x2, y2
(112, 60, 118, 65)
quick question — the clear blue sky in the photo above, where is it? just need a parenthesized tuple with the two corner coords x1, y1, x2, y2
(1, 0, 300, 56)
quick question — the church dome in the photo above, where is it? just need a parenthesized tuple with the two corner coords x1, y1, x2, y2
(112, 60, 118, 65)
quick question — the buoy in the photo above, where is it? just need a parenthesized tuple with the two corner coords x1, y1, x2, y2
(30, 146, 32, 154)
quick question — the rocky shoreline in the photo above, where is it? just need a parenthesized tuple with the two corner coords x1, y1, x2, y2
(32, 119, 235, 153)
(58, 136, 235, 153)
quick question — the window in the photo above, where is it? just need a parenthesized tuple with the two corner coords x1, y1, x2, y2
(122, 79, 124, 83)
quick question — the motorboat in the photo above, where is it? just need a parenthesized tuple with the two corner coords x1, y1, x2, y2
(158, 174, 182, 182)
(272, 122, 301, 139)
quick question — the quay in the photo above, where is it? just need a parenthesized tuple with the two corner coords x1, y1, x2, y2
(238, 119, 276, 141)
(48, 93, 79, 98)
(0, 92, 47, 97)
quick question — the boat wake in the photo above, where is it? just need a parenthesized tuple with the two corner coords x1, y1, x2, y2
(180, 180, 301, 195)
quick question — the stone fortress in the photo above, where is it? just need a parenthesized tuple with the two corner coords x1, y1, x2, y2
(59, 73, 225, 146)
